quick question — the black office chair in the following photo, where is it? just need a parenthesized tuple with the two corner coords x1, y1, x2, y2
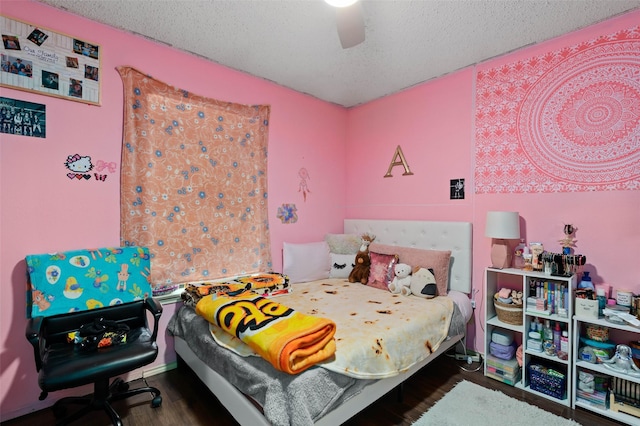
(25, 247, 163, 425)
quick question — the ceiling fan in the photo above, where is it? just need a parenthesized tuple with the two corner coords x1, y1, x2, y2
(326, 0, 366, 49)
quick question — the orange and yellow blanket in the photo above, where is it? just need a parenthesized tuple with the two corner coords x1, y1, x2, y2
(196, 291, 336, 374)
(181, 273, 291, 307)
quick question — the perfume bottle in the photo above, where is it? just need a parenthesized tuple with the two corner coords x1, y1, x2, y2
(514, 239, 526, 269)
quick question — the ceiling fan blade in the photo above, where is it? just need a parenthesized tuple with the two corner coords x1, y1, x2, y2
(336, 2, 365, 49)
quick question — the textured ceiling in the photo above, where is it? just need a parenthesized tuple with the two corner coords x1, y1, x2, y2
(38, 0, 640, 107)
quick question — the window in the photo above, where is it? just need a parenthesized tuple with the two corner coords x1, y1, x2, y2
(118, 67, 272, 294)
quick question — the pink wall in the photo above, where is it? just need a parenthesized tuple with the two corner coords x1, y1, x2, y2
(1, 0, 639, 421)
(0, 0, 347, 419)
(345, 10, 640, 355)
(345, 67, 474, 222)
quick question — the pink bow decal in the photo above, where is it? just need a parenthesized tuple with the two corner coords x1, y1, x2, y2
(96, 160, 117, 173)
(66, 154, 81, 163)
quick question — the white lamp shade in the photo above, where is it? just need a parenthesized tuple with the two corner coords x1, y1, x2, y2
(485, 211, 520, 239)
(486, 211, 520, 269)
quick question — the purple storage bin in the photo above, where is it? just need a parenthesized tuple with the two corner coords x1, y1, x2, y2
(490, 341, 516, 360)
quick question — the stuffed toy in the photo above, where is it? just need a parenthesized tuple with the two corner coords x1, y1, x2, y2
(510, 290, 523, 305)
(358, 233, 376, 253)
(410, 267, 437, 298)
(348, 251, 371, 284)
(388, 263, 412, 296)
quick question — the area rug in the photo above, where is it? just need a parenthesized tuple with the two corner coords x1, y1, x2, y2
(412, 380, 582, 426)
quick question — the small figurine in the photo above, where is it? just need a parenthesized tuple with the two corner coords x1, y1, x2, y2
(603, 344, 640, 377)
(558, 224, 577, 254)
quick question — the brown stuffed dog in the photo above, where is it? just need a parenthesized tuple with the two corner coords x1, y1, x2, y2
(348, 251, 371, 284)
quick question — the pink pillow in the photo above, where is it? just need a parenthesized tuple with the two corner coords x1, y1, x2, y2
(368, 243, 451, 296)
(367, 252, 398, 290)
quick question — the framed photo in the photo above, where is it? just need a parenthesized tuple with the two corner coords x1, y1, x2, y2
(1, 96, 46, 138)
(0, 15, 101, 105)
(450, 178, 465, 199)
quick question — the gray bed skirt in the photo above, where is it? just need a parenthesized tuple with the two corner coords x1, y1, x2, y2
(168, 302, 466, 426)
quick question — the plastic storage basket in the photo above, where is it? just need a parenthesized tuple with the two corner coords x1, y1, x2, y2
(529, 364, 566, 400)
(585, 324, 609, 342)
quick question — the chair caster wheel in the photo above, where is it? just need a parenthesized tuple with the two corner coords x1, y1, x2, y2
(151, 395, 162, 408)
(117, 381, 129, 392)
(52, 404, 67, 419)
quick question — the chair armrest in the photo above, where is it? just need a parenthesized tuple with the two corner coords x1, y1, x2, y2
(25, 316, 44, 371)
(144, 297, 163, 341)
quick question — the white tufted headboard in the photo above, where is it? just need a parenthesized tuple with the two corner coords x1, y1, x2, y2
(344, 219, 472, 294)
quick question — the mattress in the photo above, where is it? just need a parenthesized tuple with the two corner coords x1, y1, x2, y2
(167, 279, 466, 425)
(205, 278, 457, 379)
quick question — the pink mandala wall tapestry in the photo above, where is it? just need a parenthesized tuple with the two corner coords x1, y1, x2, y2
(475, 26, 640, 193)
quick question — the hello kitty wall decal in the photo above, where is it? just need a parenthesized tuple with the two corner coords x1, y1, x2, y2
(64, 153, 117, 182)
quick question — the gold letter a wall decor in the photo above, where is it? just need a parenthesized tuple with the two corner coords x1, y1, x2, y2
(384, 145, 414, 178)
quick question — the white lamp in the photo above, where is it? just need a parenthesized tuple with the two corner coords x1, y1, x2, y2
(485, 211, 521, 269)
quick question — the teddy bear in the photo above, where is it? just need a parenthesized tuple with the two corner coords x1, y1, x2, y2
(348, 251, 371, 284)
(388, 263, 412, 296)
(410, 267, 437, 298)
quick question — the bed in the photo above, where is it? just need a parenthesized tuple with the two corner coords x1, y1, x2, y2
(168, 219, 473, 425)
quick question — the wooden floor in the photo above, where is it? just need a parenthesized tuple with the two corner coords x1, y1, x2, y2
(2, 354, 621, 426)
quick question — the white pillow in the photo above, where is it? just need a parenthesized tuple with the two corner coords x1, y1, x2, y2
(329, 253, 356, 279)
(283, 241, 331, 283)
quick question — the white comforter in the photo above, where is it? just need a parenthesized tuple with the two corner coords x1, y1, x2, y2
(208, 278, 454, 379)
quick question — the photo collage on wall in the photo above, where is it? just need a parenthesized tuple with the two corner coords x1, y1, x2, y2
(1, 15, 101, 105)
(0, 96, 45, 138)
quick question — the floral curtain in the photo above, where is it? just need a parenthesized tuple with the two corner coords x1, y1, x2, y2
(118, 67, 272, 289)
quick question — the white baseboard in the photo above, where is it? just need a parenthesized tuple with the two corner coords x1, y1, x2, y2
(142, 361, 177, 378)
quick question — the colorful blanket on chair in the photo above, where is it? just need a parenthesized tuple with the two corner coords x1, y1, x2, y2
(25, 247, 152, 318)
(196, 291, 336, 374)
